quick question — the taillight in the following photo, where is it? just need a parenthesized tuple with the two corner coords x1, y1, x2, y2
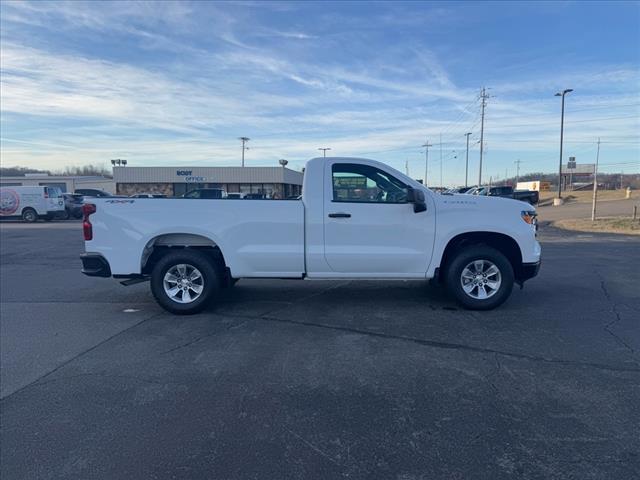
(83, 203, 96, 240)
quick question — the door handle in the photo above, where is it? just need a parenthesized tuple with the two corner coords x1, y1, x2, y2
(328, 212, 351, 218)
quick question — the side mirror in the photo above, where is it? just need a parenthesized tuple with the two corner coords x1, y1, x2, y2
(407, 187, 427, 213)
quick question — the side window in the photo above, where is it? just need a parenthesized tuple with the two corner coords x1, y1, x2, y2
(332, 164, 408, 203)
(45, 187, 62, 198)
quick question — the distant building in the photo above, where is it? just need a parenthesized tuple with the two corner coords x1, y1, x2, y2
(0, 174, 116, 193)
(113, 166, 303, 198)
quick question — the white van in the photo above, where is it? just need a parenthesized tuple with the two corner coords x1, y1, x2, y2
(0, 186, 65, 222)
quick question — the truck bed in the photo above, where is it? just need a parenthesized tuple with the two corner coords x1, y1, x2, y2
(86, 198, 305, 277)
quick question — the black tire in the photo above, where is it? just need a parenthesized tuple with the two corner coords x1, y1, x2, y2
(60, 209, 71, 220)
(444, 245, 514, 310)
(150, 249, 220, 315)
(22, 208, 38, 223)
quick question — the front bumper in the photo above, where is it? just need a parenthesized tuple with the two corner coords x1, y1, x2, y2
(80, 253, 111, 277)
(518, 260, 541, 282)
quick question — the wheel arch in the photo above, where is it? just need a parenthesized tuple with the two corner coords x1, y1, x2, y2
(141, 233, 231, 283)
(438, 231, 524, 281)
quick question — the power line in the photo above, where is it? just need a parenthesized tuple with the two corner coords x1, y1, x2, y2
(488, 114, 638, 129)
(488, 139, 640, 144)
(436, 98, 481, 139)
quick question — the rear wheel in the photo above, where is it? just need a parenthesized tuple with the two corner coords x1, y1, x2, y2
(150, 250, 220, 315)
(444, 245, 514, 310)
(22, 208, 38, 223)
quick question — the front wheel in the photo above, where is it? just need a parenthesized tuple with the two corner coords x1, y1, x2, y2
(444, 245, 514, 310)
(150, 250, 220, 315)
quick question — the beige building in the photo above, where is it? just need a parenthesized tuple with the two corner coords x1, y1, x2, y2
(113, 166, 303, 198)
(0, 174, 116, 193)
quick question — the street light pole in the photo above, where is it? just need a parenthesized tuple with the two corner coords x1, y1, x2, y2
(478, 87, 490, 186)
(591, 138, 601, 222)
(421, 141, 432, 187)
(555, 89, 573, 199)
(318, 147, 331, 158)
(439, 133, 443, 189)
(238, 137, 250, 167)
(464, 132, 472, 187)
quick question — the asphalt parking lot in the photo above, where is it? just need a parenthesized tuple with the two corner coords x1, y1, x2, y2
(1, 220, 639, 479)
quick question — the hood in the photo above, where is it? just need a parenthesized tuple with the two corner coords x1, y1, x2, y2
(437, 193, 534, 214)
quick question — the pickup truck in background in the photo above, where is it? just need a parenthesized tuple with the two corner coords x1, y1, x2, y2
(80, 157, 541, 314)
(473, 186, 539, 205)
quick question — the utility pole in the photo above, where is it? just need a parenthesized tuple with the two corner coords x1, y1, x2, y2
(478, 87, 489, 186)
(439, 133, 443, 189)
(405, 159, 409, 176)
(514, 159, 522, 186)
(555, 88, 573, 200)
(318, 147, 331, 158)
(238, 137, 250, 167)
(591, 138, 601, 222)
(421, 140, 432, 186)
(464, 132, 472, 187)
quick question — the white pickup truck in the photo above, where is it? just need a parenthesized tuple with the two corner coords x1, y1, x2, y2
(80, 157, 540, 314)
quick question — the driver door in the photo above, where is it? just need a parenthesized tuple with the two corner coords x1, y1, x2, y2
(323, 161, 433, 276)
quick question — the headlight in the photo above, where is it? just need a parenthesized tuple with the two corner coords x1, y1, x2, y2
(521, 210, 538, 230)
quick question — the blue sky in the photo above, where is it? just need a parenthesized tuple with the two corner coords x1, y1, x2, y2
(1, 0, 639, 185)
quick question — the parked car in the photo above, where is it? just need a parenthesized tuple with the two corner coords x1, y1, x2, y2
(243, 193, 267, 200)
(183, 189, 227, 199)
(130, 193, 167, 198)
(74, 189, 113, 198)
(443, 187, 474, 194)
(80, 157, 540, 314)
(475, 186, 539, 205)
(62, 193, 84, 219)
(226, 193, 245, 199)
(0, 186, 65, 222)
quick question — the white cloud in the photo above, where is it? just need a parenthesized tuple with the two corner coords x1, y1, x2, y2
(0, 1, 638, 184)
